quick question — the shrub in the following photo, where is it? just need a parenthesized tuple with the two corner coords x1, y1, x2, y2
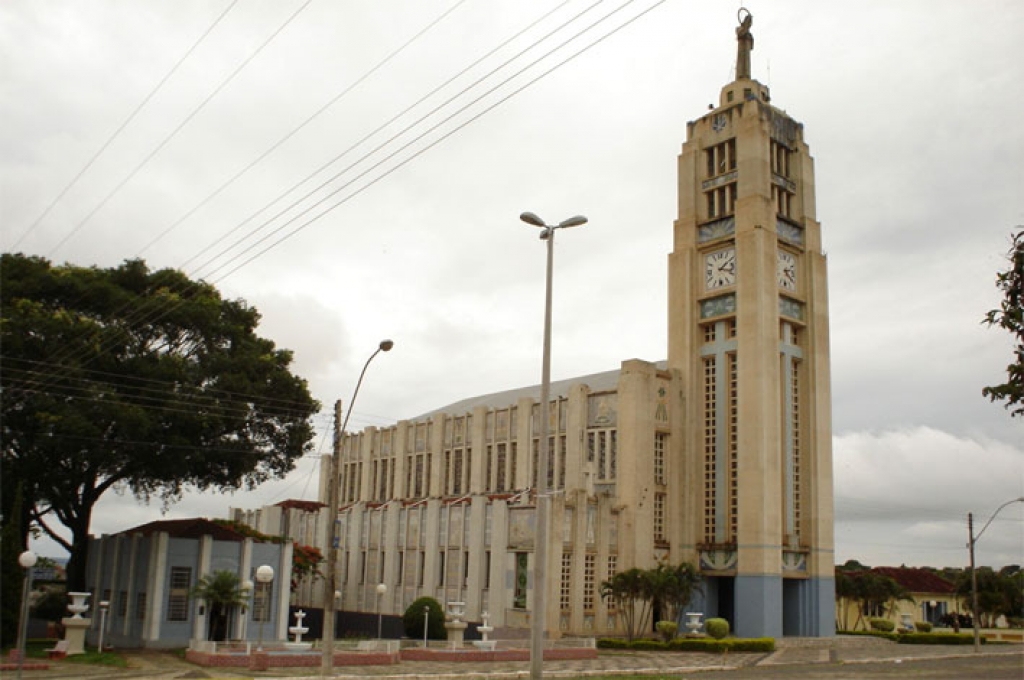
(914, 621, 932, 633)
(868, 617, 895, 632)
(655, 620, 678, 642)
(838, 630, 898, 641)
(402, 597, 446, 640)
(705, 617, 729, 640)
(600, 637, 775, 653)
(897, 632, 982, 645)
(630, 639, 667, 650)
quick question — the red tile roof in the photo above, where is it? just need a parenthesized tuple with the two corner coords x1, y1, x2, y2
(120, 518, 248, 542)
(275, 499, 326, 512)
(871, 567, 956, 594)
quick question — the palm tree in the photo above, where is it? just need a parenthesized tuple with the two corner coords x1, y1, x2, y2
(601, 568, 650, 641)
(191, 570, 249, 642)
(660, 562, 703, 624)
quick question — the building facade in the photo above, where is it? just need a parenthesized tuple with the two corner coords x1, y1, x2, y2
(85, 518, 293, 648)
(320, 13, 834, 639)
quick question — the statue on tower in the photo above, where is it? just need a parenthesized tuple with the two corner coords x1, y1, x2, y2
(736, 7, 754, 80)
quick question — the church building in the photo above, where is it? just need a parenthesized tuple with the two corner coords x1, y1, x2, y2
(319, 12, 834, 639)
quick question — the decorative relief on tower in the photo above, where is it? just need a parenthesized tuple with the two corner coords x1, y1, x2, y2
(779, 296, 804, 321)
(776, 218, 804, 245)
(508, 506, 534, 548)
(587, 394, 617, 427)
(655, 386, 669, 423)
(782, 550, 808, 573)
(700, 548, 738, 572)
(700, 294, 737, 319)
(698, 217, 736, 243)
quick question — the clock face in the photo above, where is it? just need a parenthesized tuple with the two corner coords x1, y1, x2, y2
(777, 251, 797, 290)
(705, 248, 736, 290)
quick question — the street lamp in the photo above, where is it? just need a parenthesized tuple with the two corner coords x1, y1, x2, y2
(96, 600, 110, 653)
(520, 210, 587, 680)
(376, 583, 387, 640)
(255, 565, 274, 651)
(967, 496, 1024, 652)
(16, 550, 37, 680)
(323, 339, 394, 675)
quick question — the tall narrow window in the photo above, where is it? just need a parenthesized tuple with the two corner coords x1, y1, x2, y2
(167, 567, 191, 622)
(560, 553, 573, 611)
(583, 554, 596, 610)
(654, 433, 667, 485)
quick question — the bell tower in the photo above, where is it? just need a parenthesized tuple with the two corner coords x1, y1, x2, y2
(667, 9, 834, 638)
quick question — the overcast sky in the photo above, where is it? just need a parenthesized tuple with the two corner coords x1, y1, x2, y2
(3, 0, 1022, 571)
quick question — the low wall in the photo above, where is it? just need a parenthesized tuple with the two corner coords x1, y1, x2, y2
(400, 647, 597, 662)
(185, 649, 399, 668)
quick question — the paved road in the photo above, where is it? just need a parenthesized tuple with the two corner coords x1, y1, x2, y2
(696, 654, 1024, 680)
(8, 640, 1022, 680)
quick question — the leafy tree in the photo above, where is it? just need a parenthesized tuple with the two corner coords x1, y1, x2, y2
(982, 228, 1024, 416)
(190, 571, 249, 641)
(1, 255, 319, 591)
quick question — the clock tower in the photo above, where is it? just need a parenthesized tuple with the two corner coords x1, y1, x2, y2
(667, 9, 834, 637)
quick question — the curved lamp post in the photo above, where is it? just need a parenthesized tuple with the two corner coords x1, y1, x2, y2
(16, 550, 37, 680)
(520, 211, 587, 680)
(323, 339, 394, 674)
(968, 496, 1024, 651)
(255, 565, 274, 651)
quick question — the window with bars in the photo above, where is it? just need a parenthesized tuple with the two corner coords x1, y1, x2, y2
(496, 443, 507, 492)
(560, 553, 573, 611)
(587, 429, 617, 481)
(136, 592, 147, 620)
(703, 356, 717, 543)
(118, 590, 128, 617)
(706, 183, 737, 219)
(253, 579, 273, 622)
(450, 449, 463, 495)
(167, 567, 191, 622)
(654, 432, 667, 485)
(606, 555, 618, 610)
(728, 353, 739, 540)
(654, 493, 667, 543)
(705, 139, 736, 177)
(583, 554, 596, 610)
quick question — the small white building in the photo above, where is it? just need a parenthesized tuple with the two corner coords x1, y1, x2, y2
(85, 518, 292, 648)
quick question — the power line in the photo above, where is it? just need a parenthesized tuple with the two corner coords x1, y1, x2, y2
(7, 0, 240, 251)
(8, 1, 667, 403)
(45, 0, 316, 258)
(140, 0, 475, 259)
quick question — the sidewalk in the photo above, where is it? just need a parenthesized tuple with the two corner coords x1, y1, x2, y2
(13, 637, 1023, 680)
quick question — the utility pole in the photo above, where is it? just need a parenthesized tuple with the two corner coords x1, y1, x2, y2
(321, 399, 342, 674)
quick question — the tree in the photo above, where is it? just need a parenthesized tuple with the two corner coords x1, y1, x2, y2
(982, 228, 1024, 417)
(600, 568, 653, 641)
(0, 483, 26, 646)
(1, 255, 319, 591)
(650, 562, 703, 625)
(191, 571, 249, 641)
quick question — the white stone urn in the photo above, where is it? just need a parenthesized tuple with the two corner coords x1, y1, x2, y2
(684, 612, 704, 635)
(67, 592, 91, 619)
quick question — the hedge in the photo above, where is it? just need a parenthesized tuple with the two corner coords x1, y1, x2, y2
(597, 637, 775, 653)
(897, 632, 983, 646)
